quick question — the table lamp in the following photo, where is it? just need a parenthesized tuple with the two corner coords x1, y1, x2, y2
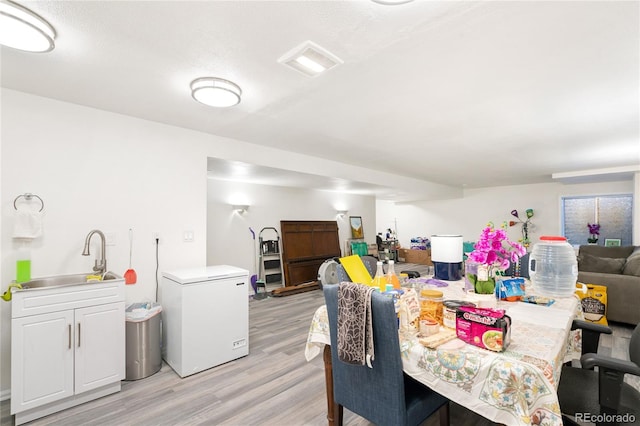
(431, 234, 463, 280)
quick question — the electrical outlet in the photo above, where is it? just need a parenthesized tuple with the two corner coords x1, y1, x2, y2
(153, 232, 161, 244)
(232, 339, 246, 349)
(105, 232, 116, 246)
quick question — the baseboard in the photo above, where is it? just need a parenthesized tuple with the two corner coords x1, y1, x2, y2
(0, 388, 10, 401)
(14, 382, 120, 425)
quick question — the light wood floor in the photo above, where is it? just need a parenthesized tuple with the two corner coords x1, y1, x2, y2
(1, 263, 636, 426)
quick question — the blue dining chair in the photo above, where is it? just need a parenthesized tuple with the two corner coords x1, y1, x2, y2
(323, 284, 450, 426)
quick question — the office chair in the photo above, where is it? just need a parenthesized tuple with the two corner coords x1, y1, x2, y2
(323, 284, 449, 426)
(376, 234, 384, 253)
(558, 320, 640, 426)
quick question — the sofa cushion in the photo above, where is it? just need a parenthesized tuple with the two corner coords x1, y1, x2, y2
(622, 247, 640, 277)
(578, 253, 626, 274)
(579, 245, 635, 259)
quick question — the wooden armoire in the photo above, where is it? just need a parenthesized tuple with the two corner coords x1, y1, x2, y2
(280, 220, 341, 287)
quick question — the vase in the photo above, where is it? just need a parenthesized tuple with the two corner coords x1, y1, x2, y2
(472, 293, 498, 309)
(474, 278, 496, 294)
(465, 267, 496, 294)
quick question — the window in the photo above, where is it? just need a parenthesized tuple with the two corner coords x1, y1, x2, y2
(561, 194, 633, 246)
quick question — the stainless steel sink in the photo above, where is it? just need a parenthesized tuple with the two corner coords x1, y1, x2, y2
(18, 271, 123, 290)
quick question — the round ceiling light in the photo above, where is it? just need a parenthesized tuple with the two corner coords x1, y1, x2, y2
(0, 0, 56, 52)
(371, 0, 415, 4)
(191, 77, 242, 108)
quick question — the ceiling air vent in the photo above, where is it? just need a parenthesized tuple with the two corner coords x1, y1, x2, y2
(278, 40, 343, 77)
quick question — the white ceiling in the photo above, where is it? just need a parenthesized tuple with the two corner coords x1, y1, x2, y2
(2, 1, 639, 201)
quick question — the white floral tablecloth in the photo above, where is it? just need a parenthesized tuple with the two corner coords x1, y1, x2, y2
(305, 281, 582, 426)
(305, 304, 330, 361)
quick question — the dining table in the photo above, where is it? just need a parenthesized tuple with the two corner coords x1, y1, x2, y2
(305, 279, 583, 426)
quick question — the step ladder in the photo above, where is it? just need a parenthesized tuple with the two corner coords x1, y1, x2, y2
(257, 227, 283, 292)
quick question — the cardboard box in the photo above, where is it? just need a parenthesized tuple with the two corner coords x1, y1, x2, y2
(398, 248, 408, 262)
(399, 248, 432, 265)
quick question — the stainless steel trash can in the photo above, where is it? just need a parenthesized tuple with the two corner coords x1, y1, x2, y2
(125, 304, 162, 380)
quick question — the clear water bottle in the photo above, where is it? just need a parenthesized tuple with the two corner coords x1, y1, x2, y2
(529, 236, 578, 298)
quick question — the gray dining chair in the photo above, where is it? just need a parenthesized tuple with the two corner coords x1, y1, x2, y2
(323, 284, 449, 426)
(361, 255, 378, 277)
(335, 255, 378, 284)
(558, 320, 640, 425)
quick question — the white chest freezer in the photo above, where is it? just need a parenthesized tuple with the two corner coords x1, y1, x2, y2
(161, 265, 249, 378)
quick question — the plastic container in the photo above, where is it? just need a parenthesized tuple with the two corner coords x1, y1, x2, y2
(529, 236, 578, 298)
(16, 244, 31, 283)
(399, 273, 409, 287)
(420, 289, 443, 324)
(419, 319, 440, 336)
(386, 260, 401, 289)
(443, 300, 476, 329)
(372, 261, 386, 291)
(382, 289, 404, 329)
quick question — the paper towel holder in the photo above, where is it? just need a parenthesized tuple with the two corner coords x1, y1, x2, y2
(14, 193, 44, 212)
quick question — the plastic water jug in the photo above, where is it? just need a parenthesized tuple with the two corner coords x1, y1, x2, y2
(529, 236, 578, 298)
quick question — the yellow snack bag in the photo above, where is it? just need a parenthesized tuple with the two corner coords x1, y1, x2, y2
(576, 283, 608, 325)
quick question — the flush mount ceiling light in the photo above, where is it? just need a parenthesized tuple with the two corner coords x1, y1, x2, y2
(191, 77, 242, 108)
(0, 0, 55, 52)
(278, 40, 343, 77)
(371, 0, 415, 4)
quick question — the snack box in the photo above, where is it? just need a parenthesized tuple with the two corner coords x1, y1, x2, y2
(496, 277, 525, 301)
(456, 306, 511, 352)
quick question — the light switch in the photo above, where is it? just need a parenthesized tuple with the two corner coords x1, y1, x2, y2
(183, 230, 194, 242)
(105, 232, 116, 246)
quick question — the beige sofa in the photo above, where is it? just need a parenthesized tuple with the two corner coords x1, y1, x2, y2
(577, 245, 640, 325)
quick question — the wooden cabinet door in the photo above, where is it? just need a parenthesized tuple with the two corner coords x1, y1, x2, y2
(281, 222, 315, 260)
(74, 302, 125, 394)
(280, 221, 341, 286)
(11, 310, 74, 414)
(286, 259, 327, 286)
(312, 224, 340, 258)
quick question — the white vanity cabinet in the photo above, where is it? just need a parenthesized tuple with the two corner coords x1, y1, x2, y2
(11, 278, 125, 425)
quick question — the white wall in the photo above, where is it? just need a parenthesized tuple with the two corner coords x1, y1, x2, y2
(0, 95, 3, 399)
(378, 180, 636, 248)
(634, 172, 640, 245)
(206, 180, 376, 286)
(0, 90, 205, 397)
(0, 89, 381, 398)
(2, 88, 636, 399)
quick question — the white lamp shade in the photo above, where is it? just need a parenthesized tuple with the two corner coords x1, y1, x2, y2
(431, 235, 463, 263)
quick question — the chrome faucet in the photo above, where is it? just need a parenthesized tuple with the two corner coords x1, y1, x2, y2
(82, 230, 107, 274)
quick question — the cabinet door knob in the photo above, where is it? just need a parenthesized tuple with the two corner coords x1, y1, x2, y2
(68, 324, 71, 349)
(77, 323, 81, 347)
